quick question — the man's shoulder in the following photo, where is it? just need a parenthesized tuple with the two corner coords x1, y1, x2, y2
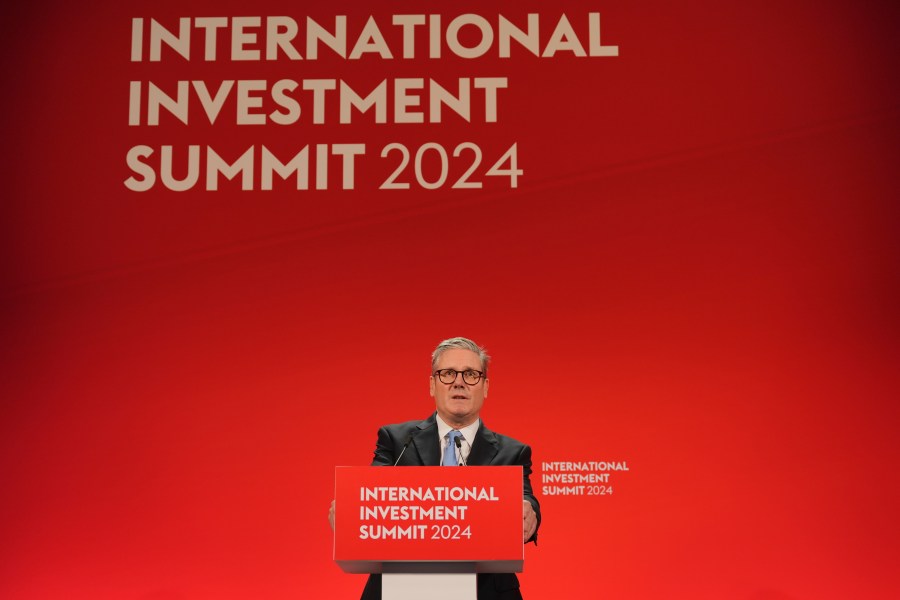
(479, 422, 530, 450)
(380, 414, 437, 435)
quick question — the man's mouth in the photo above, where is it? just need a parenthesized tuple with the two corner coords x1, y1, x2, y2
(451, 394, 468, 400)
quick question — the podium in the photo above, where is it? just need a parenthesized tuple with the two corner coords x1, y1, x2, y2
(333, 466, 525, 600)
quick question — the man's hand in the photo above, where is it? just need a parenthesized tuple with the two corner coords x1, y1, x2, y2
(328, 499, 335, 531)
(523, 500, 537, 542)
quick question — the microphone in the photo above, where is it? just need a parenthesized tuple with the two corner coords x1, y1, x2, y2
(454, 435, 467, 466)
(393, 433, 416, 466)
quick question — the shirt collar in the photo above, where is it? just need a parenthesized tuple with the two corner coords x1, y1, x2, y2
(435, 413, 480, 444)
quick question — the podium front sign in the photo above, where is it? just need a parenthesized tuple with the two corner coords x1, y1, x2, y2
(333, 466, 524, 573)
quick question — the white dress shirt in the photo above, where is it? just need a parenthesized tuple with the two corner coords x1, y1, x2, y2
(435, 413, 480, 466)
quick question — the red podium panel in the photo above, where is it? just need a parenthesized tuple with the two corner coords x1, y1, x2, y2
(334, 466, 524, 574)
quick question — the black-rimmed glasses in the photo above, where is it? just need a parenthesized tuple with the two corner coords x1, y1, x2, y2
(432, 369, 485, 385)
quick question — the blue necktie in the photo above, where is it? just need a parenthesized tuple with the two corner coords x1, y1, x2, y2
(444, 431, 462, 466)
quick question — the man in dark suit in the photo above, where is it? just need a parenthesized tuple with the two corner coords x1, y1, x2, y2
(343, 337, 541, 600)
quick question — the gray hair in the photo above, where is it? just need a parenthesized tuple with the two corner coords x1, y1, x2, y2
(431, 337, 491, 376)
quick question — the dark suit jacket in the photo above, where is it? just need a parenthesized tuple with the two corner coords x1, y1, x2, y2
(360, 413, 540, 600)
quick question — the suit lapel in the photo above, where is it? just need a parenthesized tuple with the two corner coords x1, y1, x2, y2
(411, 415, 441, 466)
(467, 421, 500, 466)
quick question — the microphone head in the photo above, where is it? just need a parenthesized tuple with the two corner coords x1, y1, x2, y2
(454, 436, 463, 448)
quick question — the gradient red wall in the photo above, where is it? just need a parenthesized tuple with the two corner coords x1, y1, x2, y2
(1, 1, 898, 599)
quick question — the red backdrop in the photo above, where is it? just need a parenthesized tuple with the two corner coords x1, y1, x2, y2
(1, 1, 898, 599)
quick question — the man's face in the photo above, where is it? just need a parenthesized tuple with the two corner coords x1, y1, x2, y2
(430, 348, 489, 428)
